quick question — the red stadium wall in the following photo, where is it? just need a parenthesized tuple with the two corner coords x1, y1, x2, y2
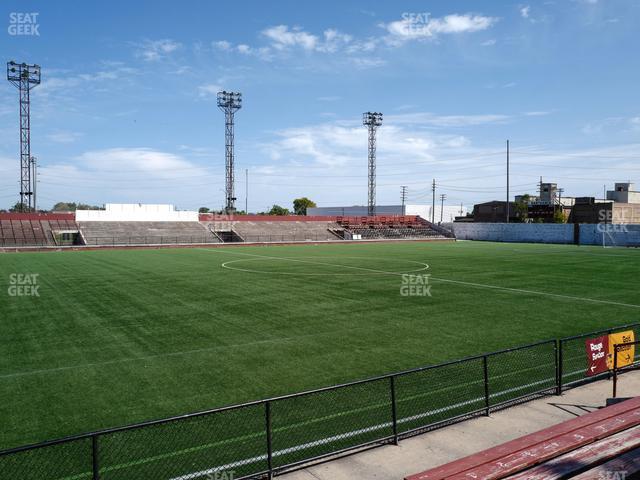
(0, 212, 76, 221)
(198, 214, 423, 223)
(198, 214, 339, 222)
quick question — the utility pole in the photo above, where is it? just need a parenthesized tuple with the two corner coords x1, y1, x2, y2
(460, 202, 463, 216)
(431, 179, 436, 223)
(440, 193, 447, 223)
(506, 140, 510, 223)
(31, 156, 37, 211)
(245, 168, 248, 214)
(217, 90, 242, 214)
(400, 185, 408, 214)
(7, 61, 41, 211)
(539, 176, 543, 198)
(363, 112, 383, 217)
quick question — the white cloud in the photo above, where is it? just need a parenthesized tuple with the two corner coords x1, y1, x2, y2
(384, 13, 498, 44)
(384, 112, 511, 128)
(213, 40, 232, 51)
(262, 25, 319, 51)
(75, 148, 195, 175)
(260, 25, 354, 54)
(198, 83, 222, 98)
(135, 39, 181, 61)
(317, 29, 353, 53)
(520, 5, 531, 18)
(351, 57, 386, 68)
(524, 111, 553, 116)
(481, 39, 497, 46)
(237, 44, 252, 54)
(46, 131, 82, 144)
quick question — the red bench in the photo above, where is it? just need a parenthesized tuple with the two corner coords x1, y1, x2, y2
(406, 396, 640, 480)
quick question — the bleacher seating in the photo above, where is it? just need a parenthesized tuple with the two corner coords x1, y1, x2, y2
(405, 396, 640, 480)
(78, 222, 220, 245)
(336, 215, 453, 241)
(0, 219, 80, 247)
(214, 221, 342, 243)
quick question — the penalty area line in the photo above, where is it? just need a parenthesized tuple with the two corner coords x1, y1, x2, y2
(430, 276, 640, 309)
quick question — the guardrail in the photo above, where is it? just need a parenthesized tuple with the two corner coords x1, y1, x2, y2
(0, 325, 635, 479)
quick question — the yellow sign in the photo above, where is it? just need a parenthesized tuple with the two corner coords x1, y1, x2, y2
(606, 330, 635, 369)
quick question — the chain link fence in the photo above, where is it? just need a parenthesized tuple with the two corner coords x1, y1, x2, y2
(0, 327, 635, 479)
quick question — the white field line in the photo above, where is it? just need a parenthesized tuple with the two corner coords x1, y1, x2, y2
(429, 277, 640, 309)
(201, 248, 640, 309)
(168, 376, 555, 480)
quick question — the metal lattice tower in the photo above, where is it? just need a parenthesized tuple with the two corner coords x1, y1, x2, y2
(362, 112, 383, 217)
(217, 91, 242, 214)
(7, 61, 40, 211)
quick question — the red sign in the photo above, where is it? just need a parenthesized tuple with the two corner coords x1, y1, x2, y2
(586, 335, 610, 376)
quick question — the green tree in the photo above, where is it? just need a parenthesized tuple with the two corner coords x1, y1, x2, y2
(268, 205, 290, 216)
(514, 194, 530, 222)
(52, 202, 102, 211)
(553, 208, 566, 223)
(198, 207, 210, 213)
(293, 197, 317, 216)
(9, 202, 33, 212)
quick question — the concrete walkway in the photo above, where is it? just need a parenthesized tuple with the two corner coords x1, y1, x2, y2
(281, 370, 640, 480)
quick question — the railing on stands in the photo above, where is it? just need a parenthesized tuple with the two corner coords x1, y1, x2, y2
(0, 239, 52, 247)
(0, 326, 636, 479)
(83, 236, 221, 246)
(612, 340, 640, 397)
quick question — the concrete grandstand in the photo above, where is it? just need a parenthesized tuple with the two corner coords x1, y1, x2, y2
(0, 204, 453, 249)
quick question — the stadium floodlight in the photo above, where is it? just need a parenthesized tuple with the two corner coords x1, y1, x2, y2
(362, 112, 383, 217)
(7, 61, 41, 211)
(217, 91, 242, 214)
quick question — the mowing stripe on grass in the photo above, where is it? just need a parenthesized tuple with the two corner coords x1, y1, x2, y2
(202, 248, 640, 308)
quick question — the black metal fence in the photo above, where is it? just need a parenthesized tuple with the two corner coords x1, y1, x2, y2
(0, 326, 635, 480)
(83, 236, 221, 246)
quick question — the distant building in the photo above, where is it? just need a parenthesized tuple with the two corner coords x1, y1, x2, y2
(307, 204, 467, 223)
(470, 201, 520, 223)
(569, 197, 640, 224)
(607, 182, 640, 204)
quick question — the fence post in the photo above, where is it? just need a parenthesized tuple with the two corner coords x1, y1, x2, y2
(613, 345, 619, 398)
(266, 401, 273, 479)
(556, 339, 563, 395)
(607, 329, 613, 380)
(390, 376, 399, 445)
(92, 434, 100, 480)
(483, 355, 490, 416)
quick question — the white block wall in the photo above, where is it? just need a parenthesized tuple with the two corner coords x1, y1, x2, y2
(76, 204, 199, 222)
(453, 223, 574, 243)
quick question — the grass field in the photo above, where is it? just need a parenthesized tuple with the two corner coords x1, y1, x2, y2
(1, 240, 640, 452)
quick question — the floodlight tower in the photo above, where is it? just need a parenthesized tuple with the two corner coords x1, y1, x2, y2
(217, 91, 242, 214)
(362, 112, 383, 217)
(7, 61, 41, 211)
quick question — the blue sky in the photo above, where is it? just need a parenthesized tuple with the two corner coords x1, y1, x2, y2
(1, 0, 639, 212)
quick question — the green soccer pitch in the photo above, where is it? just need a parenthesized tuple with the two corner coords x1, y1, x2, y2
(1, 240, 639, 450)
